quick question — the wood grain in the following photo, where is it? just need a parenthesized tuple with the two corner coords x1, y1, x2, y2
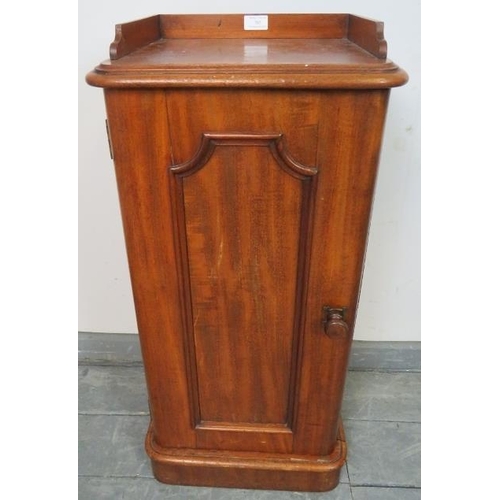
(88, 13, 407, 491)
(293, 89, 390, 455)
(171, 134, 315, 430)
(348, 14, 387, 58)
(109, 15, 161, 60)
(102, 89, 195, 450)
(146, 421, 346, 492)
(160, 13, 348, 39)
(166, 95, 320, 453)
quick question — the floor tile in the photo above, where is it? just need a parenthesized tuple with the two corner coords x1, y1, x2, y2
(348, 341, 420, 372)
(78, 332, 143, 363)
(79, 365, 148, 415)
(79, 414, 153, 477)
(79, 477, 354, 500)
(342, 372, 420, 422)
(339, 464, 349, 483)
(78, 359, 421, 498)
(78, 414, 348, 484)
(345, 420, 420, 487)
(351, 486, 421, 500)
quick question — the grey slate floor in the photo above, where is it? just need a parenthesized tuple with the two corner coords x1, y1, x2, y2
(79, 363, 420, 499)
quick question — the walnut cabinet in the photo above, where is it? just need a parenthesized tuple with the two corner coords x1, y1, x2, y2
(86, 14, 407, 492)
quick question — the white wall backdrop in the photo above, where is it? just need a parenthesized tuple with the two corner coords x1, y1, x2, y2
(79, 1, 420, 340)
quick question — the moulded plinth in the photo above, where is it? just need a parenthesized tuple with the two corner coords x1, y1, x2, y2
(145, 422, 347, 492)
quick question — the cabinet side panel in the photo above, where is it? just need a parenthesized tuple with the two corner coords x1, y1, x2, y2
(293, 90, 390, 455)
(104, 89, 196, 449)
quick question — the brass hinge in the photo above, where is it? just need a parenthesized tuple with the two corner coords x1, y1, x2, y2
(105, 119, 114, 160)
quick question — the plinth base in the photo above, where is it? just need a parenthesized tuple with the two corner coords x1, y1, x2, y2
(145, 423, 347, 492)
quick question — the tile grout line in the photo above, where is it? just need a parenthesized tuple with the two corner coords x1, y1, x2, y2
(78, 411, 150, 415)
(347, 368, 421, 374)
(345, 461, 355, 500)
(78, 412, 420, 424)
(78, 362, 145, 368)
(79, 474, 154, 479)
(343, 418, 421, 424)
(78, 361, 420, 374)
(79, 474, 422, 491)
(350, 484, 422, 490)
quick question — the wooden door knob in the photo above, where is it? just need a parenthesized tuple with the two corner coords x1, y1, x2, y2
(323, 307, 348, 338)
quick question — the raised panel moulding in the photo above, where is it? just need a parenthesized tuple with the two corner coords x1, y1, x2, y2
(170, 133, 317, 431)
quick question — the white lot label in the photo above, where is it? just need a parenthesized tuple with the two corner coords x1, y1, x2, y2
(244, 15, 268, 30)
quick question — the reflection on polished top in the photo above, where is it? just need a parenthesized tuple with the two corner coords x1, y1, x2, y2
(102, 39, 394, 69)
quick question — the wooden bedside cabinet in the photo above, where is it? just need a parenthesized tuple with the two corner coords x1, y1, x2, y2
(86, 13, 407, 492)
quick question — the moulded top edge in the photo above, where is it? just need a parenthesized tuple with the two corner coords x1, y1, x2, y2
(107, 14, 387, 61)
(86, 14, 408, 89)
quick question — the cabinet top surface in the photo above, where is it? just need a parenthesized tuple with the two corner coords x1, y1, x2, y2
(86, 14, 408, 89)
